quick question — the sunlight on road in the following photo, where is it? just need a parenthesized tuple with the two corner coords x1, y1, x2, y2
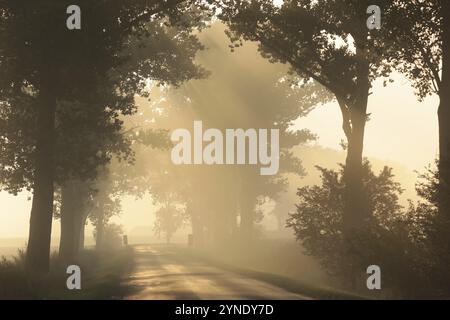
(125, 245, 309, 300)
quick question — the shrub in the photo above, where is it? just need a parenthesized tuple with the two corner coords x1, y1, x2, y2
(287, 160, 450, 298)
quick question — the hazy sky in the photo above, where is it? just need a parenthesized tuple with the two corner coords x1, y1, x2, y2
(295, 74, 439, 171)
(0, 192, 156, 239)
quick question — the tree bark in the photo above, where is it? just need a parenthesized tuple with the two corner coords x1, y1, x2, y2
(26, 77, 57, 275)
(343, 107, 368, 230)
(341, 46, 371, 232)
(438, 0, 450, 218)
(78, 212, 88, 251)
(59, 180, 86, 262)
(239, 196, 254, 241)
(96, 217, 105, 250)
(59, 183, 76, 262)
(191, 211, 204, 247)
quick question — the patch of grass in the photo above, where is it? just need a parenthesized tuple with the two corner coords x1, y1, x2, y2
(0, 247, 134, 300)
(0, 251, 31, 299)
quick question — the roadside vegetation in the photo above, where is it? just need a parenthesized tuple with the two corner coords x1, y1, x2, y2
(0, 247, 134, 300)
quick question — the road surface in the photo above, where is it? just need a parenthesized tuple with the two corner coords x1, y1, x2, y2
(124, 245, 309, 300)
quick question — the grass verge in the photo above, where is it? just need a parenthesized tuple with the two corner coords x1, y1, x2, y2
(0, 247, 134, 300)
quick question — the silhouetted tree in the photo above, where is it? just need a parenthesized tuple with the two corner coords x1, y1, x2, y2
(88, 167, 123, 250)
(214, 0, 400, 236)
(385, 0, 450, 220)
(153, 198, 187, 244)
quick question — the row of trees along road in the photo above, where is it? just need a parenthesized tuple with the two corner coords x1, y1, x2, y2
(0, 0, 211, 275)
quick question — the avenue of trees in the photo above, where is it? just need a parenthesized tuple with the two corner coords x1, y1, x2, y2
(0, 0, 211, 274)
(0, 0, 449, 298)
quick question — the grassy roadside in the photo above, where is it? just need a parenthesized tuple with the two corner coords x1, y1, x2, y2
(0, 247, 134, 300)
(169, 245, 366, 300)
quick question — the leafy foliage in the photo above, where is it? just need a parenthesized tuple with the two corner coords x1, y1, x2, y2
(384, 0, 442, 100)
(153, 201, 187, 244)
(288, 161, 402, 273)
(0, 1, 210, 193)
(288, 160, 450, 298)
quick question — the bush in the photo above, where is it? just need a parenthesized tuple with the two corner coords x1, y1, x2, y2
(93, 223, 125, 251)
(0, 250, 31, 299)
(102, 223, 124, 250)
(287, 160, 450, 298)
(402, 164, 450, 298)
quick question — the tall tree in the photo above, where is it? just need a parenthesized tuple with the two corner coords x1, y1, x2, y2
(213, 0, 396, 234)
(153, 195, 187, 244)
(385, 0, 450, 219)
(87, 167, 123, 250)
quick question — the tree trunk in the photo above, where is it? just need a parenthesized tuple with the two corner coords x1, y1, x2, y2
(78, 213, 88, 251)
(191, 212, 204, 247)
(439, 0, 450, 219)
(59, 183, 76, 262)
(237, 172, 257, 242)
(59, 180, 86, 262)
(276, 213, 285, 232)
(342, 46, 371, 232)
(96, 218, 104, 250)
(239, 196, 254, 241)
(343, 107, 368, 230)
(26, 78, 57, 275)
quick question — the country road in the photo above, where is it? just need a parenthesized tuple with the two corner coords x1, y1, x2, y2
(124, 245, 309, 300)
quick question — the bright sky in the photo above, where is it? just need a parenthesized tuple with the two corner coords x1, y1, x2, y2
(0, 192, 156, 239)
(295, 73, 439, 171)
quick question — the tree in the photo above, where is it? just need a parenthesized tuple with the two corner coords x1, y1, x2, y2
(88, 167, 123, 250)
(153, 198, 187, 244)
(213, 0, 399, 235)
(385, 0, 450, 220)
(57, 180, 91, 261)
